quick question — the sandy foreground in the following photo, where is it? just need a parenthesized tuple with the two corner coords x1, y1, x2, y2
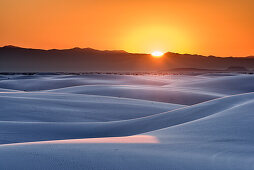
(0, 73, 254, 170)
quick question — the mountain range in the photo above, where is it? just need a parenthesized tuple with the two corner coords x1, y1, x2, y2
(0, 45, 253, 72)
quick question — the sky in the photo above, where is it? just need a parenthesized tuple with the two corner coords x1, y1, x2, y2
(0, 0, 253, 57)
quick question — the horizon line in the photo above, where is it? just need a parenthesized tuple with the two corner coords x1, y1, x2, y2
(1, 45, 253, 58)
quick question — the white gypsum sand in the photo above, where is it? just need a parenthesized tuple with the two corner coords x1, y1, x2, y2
(0, 73, 254, 170)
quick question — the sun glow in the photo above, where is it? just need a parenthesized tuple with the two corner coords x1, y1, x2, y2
(151, 51, 164, 58)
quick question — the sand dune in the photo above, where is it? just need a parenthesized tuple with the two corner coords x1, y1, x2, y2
(0, 92, 182, 123)
(0, 91, 253, 143)
(0, 73, 254, 169)
(0, 74, 166, 91)
(48, 85, 222, 105)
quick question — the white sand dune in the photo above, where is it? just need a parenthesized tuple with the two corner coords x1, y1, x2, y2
(0, 73, 254, 170)
(48, 85, 222, 105)
(179, 74, 254, 95)
(0, 74, 166, 91)
(0, 91, 253, 143)
(0, 88, 19, 92)
(0, 92, 182, 123)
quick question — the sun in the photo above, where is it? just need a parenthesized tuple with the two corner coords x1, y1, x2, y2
(151, 51, 164, 58)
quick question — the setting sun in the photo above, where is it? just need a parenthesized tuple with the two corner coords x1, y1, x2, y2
(151, 51, 164, 58)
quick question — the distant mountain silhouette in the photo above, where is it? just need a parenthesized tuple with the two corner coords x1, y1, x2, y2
(169, 68, 216, 72)
(226, 66, 248, 71)
(0, 45, 254, 72)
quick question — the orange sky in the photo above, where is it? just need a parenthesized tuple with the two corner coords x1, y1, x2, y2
(0, 0, 253, 56)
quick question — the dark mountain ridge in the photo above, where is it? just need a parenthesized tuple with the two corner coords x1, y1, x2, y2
(0, 45, 253, 72)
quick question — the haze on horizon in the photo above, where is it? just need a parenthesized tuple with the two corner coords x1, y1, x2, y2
(0, 0, 253, 57)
